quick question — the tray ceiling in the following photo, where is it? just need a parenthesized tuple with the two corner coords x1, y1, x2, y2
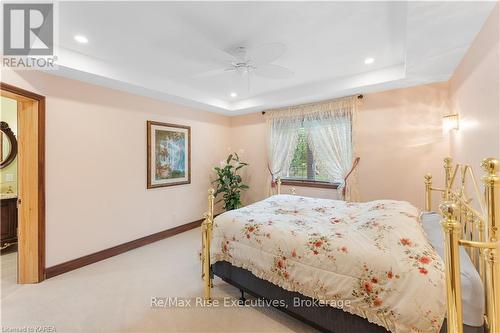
(48, 1, 496, 115)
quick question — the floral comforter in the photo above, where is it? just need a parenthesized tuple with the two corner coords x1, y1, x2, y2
(211, 195, 445, 333)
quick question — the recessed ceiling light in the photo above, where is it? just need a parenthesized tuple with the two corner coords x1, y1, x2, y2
(364, 57, 375, 65)
(74, 35, 88, 44)
(230, 92, 237, 98)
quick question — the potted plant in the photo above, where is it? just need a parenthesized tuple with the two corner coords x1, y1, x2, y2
(213, 152, 249, 211)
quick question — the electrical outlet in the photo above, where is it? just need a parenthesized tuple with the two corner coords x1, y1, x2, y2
(4, 174, 15, 182)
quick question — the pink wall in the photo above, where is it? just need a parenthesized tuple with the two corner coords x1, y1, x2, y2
(231, 82, 449, 209)
(2, 69, 231, 267)
(357, 83, 449, 208)
(449, 3, 500, 167)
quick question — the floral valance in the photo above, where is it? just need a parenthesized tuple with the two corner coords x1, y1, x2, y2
(263, 95, 359, 120)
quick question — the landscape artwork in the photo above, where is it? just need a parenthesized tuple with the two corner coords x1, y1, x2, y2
(147, 121, 191, 188)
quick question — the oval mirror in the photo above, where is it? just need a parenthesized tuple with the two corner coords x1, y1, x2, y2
(0, 121, 17, 169)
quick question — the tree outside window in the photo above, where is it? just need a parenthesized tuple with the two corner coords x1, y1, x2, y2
(286, 127, 329, 182)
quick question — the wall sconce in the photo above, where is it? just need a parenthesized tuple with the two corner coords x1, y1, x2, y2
(442, 114, 459, 133)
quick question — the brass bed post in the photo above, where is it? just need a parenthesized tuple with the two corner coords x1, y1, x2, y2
(482, 158, 500, 333)
(277, 177, 282, 195)
(201, 188, 215, 301)
(425, 174, 433, 211)
(440, 201, 463, 333)
(444, 157, 453, 201)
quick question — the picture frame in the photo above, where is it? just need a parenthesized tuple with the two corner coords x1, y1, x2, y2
(147, 121, 191, 188)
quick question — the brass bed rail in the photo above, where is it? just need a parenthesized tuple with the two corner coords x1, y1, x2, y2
(200, 178, 282, 301)
(425, 157, 499, 333)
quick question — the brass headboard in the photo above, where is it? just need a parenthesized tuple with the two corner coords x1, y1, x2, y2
(424, 157, 499, 333)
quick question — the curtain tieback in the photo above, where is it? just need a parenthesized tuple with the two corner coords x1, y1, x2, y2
(267, 164, 282, 188)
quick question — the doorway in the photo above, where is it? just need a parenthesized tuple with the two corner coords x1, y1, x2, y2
(0, 82, 45, 284)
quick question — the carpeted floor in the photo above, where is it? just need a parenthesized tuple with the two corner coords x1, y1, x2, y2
(1, 228, 318, 333)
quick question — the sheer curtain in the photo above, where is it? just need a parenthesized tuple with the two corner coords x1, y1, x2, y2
(265, 96, 359, 201)
(266, 116, 301, 194)
(306, 108, 358, 201)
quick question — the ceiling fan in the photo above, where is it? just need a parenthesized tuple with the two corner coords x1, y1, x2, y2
(194, 42, 294, 80)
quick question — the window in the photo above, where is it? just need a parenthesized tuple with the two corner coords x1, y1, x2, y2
(266, 97, 356, 192)
(284, 127, 329, 183)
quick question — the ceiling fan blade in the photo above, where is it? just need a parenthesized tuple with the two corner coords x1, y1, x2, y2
(206, 50, 236, 67)
(247, 42, 287, 65)
(254, 64, 294, 79)
(192, 67, 233, 78)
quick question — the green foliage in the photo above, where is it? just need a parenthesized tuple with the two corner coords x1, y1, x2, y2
(212, 153, 249, 211)
(288, 128, 329, 182)
(289, 128, 308, 178)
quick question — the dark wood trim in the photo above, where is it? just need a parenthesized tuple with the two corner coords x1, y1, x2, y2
(45, 218, 204, 279)
(38, 97, 46, 281)
(0, 82, 45, 101)
(146, 120, 191, 189)
(281, 179, 340, 189)
(1, 82, 46, 282)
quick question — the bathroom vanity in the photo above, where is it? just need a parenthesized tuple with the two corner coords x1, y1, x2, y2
(1, 195, 17, 249)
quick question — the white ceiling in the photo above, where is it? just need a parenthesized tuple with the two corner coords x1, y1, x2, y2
(50, 1, 496, 115)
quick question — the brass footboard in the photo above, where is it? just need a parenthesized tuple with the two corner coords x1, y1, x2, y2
(201, 178, 282, 300)
(425, 157, 500, 333)
(201, 189, 215, 300)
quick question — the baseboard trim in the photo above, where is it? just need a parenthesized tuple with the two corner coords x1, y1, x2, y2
(45, 218, 204, 279)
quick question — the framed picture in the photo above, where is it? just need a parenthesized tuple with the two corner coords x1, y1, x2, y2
(147, 121, 191, 188)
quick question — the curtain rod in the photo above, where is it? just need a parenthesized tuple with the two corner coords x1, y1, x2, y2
(261, 94, 363, 115)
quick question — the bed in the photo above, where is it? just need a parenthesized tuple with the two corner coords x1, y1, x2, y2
(201, 157, 499, 333)
(211, 195, 445, 333)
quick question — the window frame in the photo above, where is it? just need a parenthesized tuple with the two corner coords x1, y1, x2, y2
(281, 178, 340, 189)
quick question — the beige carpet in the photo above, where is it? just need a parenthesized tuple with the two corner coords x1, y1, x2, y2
(1, 228, 318, 333)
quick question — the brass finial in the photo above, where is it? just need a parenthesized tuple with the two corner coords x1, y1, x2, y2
(481, 158, 499, 175)
(439, 201, 457, 219)
(444, 157, 453, 168)
(208, 188, 215, 196)
(424, 173, 432, 182)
